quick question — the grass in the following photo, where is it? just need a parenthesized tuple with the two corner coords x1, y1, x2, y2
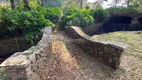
(0, 68, 11, 80)
(92, 31, 142, 54)
(92, 31, 142, 79)
(23, 52, 32, 56)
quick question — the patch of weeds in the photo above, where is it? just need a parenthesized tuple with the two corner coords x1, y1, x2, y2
(0, 68, 11, 80)
(23, 52, 32, 56)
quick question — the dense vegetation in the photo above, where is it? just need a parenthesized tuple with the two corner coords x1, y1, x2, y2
(0, 6, 63, 45)
(62, 8, 93, 27)
(36, 7, 63, 24)
(106, 7, 142, 14)
(0, 0, 142, 41)
(0, 0, 142, 79)
(60, 7, 110, 28)
(90, 8, 109, 22)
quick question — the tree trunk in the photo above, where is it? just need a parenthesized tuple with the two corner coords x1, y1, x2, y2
(40, 0, 44, 6)
(10, 0, 15, 10)
(23, 0, 31, 10)
(80, 0, 83, 9)
(115, 0, 118, 7)
(127, 0, 130, 7)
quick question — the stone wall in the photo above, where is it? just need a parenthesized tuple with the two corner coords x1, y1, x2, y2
(0, 36, 41, 57)
(0, 27, 52, 80)
(83, 13, 142, 35)
(66, 26, 126, 69)
(110, 13, 142, 24)
(83, 23, 103, 36)
(83, 23, 142, 35)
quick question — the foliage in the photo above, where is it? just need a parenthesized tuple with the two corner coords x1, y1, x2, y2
(29, 0, 40, 9)
(61, 0, 86, 11)
(62, 7, 94, 27)
(126, 0, 142, 10)
(0, 7, 14, 38)
(0, 6, 54, 44)
(106, 7, 141, 14)
(18, 10, 54, 42)
(90, 8, 109, 22)
(0, 68, 11, 80)
(44, 7, 62, 24)
(36, 6, 63, 24)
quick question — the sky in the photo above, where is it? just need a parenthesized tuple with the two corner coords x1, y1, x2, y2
(87, 0, 96, 3)
(87, 0, 126, 8)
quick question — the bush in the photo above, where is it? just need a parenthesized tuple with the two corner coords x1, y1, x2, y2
(63, 7, 94, 28)
(90, 8, 109, 22)
(18, 10, 54, 42)
(106, 7, 140, 14)
(0, 7, 14, 38)
(0, 7, 54, 44)
(36, 6, 63, 24)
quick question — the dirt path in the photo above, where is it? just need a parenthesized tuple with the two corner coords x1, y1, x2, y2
(51, 31, 124, 80)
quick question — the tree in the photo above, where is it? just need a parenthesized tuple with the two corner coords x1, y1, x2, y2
(61, 0, 87, 10)
(126, 0, 134, 7)
(93, 1, 102, 9)
(127, 0, 130, 7)
(10, 0, 15, 10)
(115, 0, 118, 7)
(90, 0, 104, 9)
(78, 0, 87, 9)
(43, 0, 61, 7)
(80, 0, 83, 9)
(39, 0, 44, 6)
(61, 0, 79, 10)
(23, 0, 31, 10)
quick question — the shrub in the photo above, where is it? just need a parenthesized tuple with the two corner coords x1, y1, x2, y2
(0, 7, 14, 38)
(106, 7, 140, 14)
(0, 7, 54, 44)
(36, 6, 63, 24)
(90, 8, 109, 22)
(64, 7, 80, 17)
(63, 7, 94, 28)
(18, 10, 54, 43)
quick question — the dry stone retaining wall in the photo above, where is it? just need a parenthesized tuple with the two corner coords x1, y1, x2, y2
(66, 26, 126, 69)
(0, 27, 52, 80)
(0, 36, 41, 57)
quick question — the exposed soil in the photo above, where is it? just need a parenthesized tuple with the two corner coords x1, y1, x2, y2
(51, 31, 127, 80)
